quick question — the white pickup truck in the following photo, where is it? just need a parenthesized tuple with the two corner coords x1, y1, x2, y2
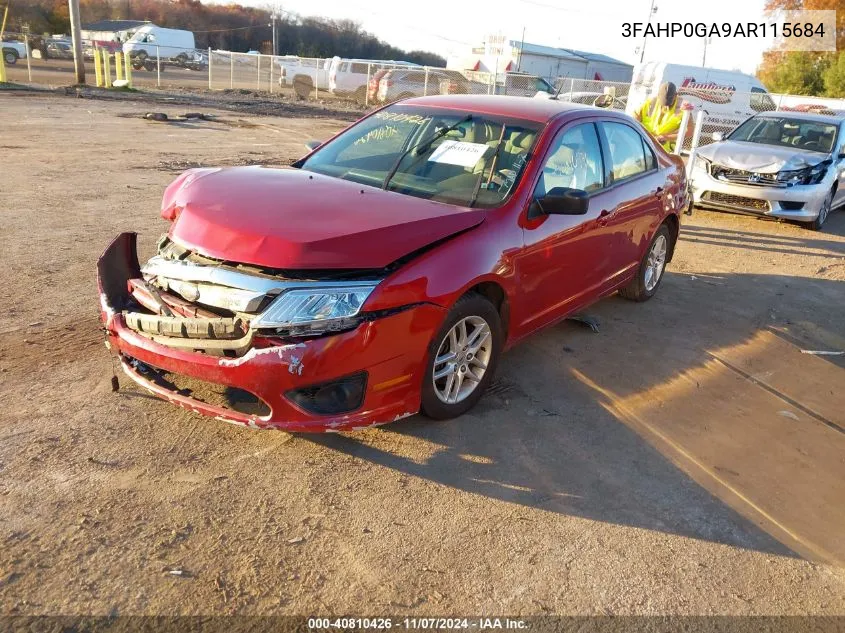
(2, 40, 27, 65)
(277, 56, 332, 93)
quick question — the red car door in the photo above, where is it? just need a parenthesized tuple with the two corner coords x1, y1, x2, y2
(513, 121, 618, 335)
(595, 121, 667, 288)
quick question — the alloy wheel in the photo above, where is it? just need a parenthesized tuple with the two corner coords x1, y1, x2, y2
(432, 316, 492, 404)
(644, 234, 667, 292)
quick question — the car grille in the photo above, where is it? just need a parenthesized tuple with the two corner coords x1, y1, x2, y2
(710, 165, 783, 187)
(703, 192, 771, 211)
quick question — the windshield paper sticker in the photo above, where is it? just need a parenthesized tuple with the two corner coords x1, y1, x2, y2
(428, 141, 490, 167)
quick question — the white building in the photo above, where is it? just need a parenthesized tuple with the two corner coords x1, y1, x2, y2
(448, 35, 633, 84)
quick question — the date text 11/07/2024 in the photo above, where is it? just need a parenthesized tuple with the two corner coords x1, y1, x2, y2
(621, 22, 826, 39)
(307, 617, 529, 630)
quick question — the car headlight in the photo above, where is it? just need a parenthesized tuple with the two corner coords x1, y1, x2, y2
(777, 162, 829, 185)
(693, 155, 711, 173)
(250, 285, 377, 333)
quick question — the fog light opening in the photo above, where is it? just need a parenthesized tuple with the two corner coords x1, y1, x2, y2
(286, 372, 367, 416)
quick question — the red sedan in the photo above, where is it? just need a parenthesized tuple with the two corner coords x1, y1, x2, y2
(98, 95, 688, 432)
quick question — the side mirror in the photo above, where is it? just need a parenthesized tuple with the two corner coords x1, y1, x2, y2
(532, 187, 589, 216)
(304, 140, 322, 151)
(711, 131, 725, 142)
(838, 151, 845, 160)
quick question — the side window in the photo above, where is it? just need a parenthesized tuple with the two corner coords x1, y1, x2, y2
(641, 136, 657, 170)
(351, 63, 368, 74)
(602, 122, 647, 182)
(534, 123, 604, 197)
(750, 87, 775, 113)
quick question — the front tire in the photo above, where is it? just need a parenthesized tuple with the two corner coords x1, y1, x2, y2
(3, 48, 18, 65)
(619, 223, 671, 302)
(810, 187, 834, 231)
(420, 293, 502, 420)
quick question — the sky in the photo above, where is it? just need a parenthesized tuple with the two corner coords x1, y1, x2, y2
(208, 0, 775, 74)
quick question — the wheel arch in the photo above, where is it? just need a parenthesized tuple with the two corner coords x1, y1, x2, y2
(463, 281, 510, 341)
(663, 212, 680, 262)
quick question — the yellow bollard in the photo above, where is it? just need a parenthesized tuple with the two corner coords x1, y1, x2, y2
(0, 50, 6, 83)
(102, 48, 111, 87)
(115, 51, 124, 81)
(94, 47, 103, 87)
(124, 52, 132, 88)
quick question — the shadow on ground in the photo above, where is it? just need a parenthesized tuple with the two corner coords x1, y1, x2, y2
(308, 267, 845, 562)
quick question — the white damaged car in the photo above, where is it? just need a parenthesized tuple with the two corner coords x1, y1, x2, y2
(690, 111, 845, 230)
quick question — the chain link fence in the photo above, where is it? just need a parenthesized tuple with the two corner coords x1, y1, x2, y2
(674, 90, 845, 157)
(5, 37, 845, 148)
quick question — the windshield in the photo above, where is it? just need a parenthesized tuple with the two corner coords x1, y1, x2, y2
(299, 105, 542, 208)
(729, 116, 838, 153)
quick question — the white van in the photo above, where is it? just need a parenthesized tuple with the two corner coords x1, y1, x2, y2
(626, 62, 776, 133)
(123, 25, 196, 66)
(328, 58, 420, 100)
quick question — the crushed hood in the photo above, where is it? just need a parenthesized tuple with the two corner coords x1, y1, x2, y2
(696, 141, 830, 174)
(161, 166, 486, 270)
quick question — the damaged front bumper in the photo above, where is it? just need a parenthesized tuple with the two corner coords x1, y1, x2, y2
(97, 233, 445, 432)
(689, 164, 830, 222)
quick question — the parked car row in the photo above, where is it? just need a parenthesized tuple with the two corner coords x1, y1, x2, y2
(275, 56, 555, 104)
(370, 69, 554, 104)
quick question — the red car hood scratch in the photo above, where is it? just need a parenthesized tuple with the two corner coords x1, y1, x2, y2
(162, 166, 487, 269)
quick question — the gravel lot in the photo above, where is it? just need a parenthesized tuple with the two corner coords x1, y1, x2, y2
(1, 90, 844, 617)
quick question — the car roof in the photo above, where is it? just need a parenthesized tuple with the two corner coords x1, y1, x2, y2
(398, 95, 615, 123)
(756, 110, 845, 124)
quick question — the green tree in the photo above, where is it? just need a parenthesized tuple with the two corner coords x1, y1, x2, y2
(757, 0, 844, 94)
(822, 51, 845, 96)
(759, 51, 829, 95)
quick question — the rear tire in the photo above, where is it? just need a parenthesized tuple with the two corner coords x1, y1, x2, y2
(3, 49, 18, 65)
(619, 224, 671, 302)
(420, 293, 502, 420)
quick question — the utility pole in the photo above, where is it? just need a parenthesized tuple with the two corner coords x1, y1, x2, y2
(639, 0, 657, 63)
(68, 0, 86, 84)
(516, 26, 525, 72)
(702, 37, 711, 67)
(272, 12, 277, 57)
(1, 5, 9, 38)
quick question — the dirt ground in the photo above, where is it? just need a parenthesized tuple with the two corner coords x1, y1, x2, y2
(1, 90, 844, 617)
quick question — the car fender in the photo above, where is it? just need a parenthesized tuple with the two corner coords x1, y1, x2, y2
(364, 212, 521, 328)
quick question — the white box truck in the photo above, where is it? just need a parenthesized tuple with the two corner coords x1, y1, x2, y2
(123, 25, 196, 67)
(626, 62, 776, 134)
